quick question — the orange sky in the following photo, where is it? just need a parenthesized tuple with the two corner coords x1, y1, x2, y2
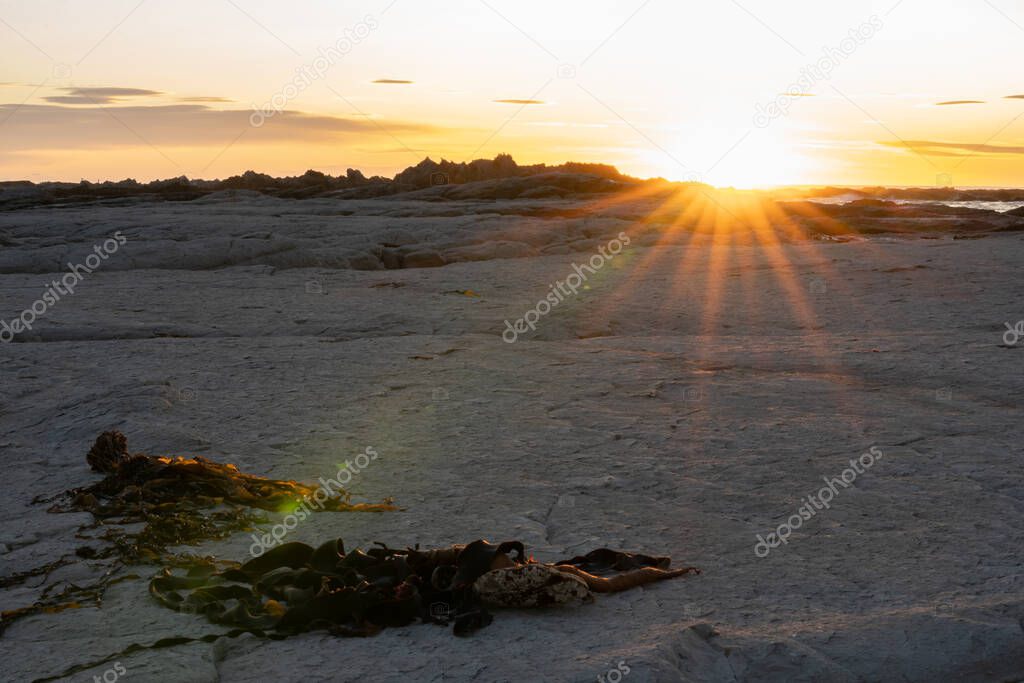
(2, 0, 1023, 187)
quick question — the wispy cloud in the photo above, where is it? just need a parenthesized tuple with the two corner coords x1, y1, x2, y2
(43, 87, 163, 105)
(0, 103, 435, 150)
(880, 139, 1024, 156)
(1005, 94, 1024, 100)
(935, 100, 985, 106)
(373, 79, 414, 84)
(494, 99, 545, 105)
(178, 96, 233, 103)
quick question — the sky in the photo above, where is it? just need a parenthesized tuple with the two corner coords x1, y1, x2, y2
(2, 0, 1024, 187)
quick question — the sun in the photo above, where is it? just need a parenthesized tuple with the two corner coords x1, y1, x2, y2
(637, 128, 816, 189)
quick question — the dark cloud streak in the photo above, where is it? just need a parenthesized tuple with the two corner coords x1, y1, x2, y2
(43, 87, 163, 105)
(0, 103, 435, 150)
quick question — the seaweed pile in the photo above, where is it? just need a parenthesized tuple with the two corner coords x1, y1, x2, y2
(4, 433, 700, 682)
(150, 538, 700, 637)
(0, 431, 395, 633)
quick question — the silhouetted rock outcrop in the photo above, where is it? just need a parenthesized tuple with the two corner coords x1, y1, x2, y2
(0, 155, 635, 209)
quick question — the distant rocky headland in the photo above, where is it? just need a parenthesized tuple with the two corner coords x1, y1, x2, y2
(3, 155, 1024, 241)
(0, 155, 637, 209)
(5, 154, 1024, 210)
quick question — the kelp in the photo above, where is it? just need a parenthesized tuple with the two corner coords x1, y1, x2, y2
(78, 431, 394, 513)
(5, 430, 700, 681)
(1, 431, 395, 634)
(34, 543, 698, 683)
(150, 538, 700, 637)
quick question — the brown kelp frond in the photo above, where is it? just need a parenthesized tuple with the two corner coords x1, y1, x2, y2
(71, 430, 396, 514)
(552, 564, 701, 592)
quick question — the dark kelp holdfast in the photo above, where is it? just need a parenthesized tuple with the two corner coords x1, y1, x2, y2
(150, 537, 700, 637)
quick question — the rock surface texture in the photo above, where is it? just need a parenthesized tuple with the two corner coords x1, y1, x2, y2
(0, 183, 1022, 682)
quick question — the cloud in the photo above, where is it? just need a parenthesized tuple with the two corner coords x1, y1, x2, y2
(934, 100, 985, 106)
(1005, 94, 1024, 100)
(44, 96, 119, 105)
(179, 96, 234, 103)
(373, 79, 414, 84)
(43, 87, 163, 105)
(526, 121, 610, 129)
(493, 99, 545, 105)
(0, 103, 435, 151)
(880, 140, 1024, 156)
